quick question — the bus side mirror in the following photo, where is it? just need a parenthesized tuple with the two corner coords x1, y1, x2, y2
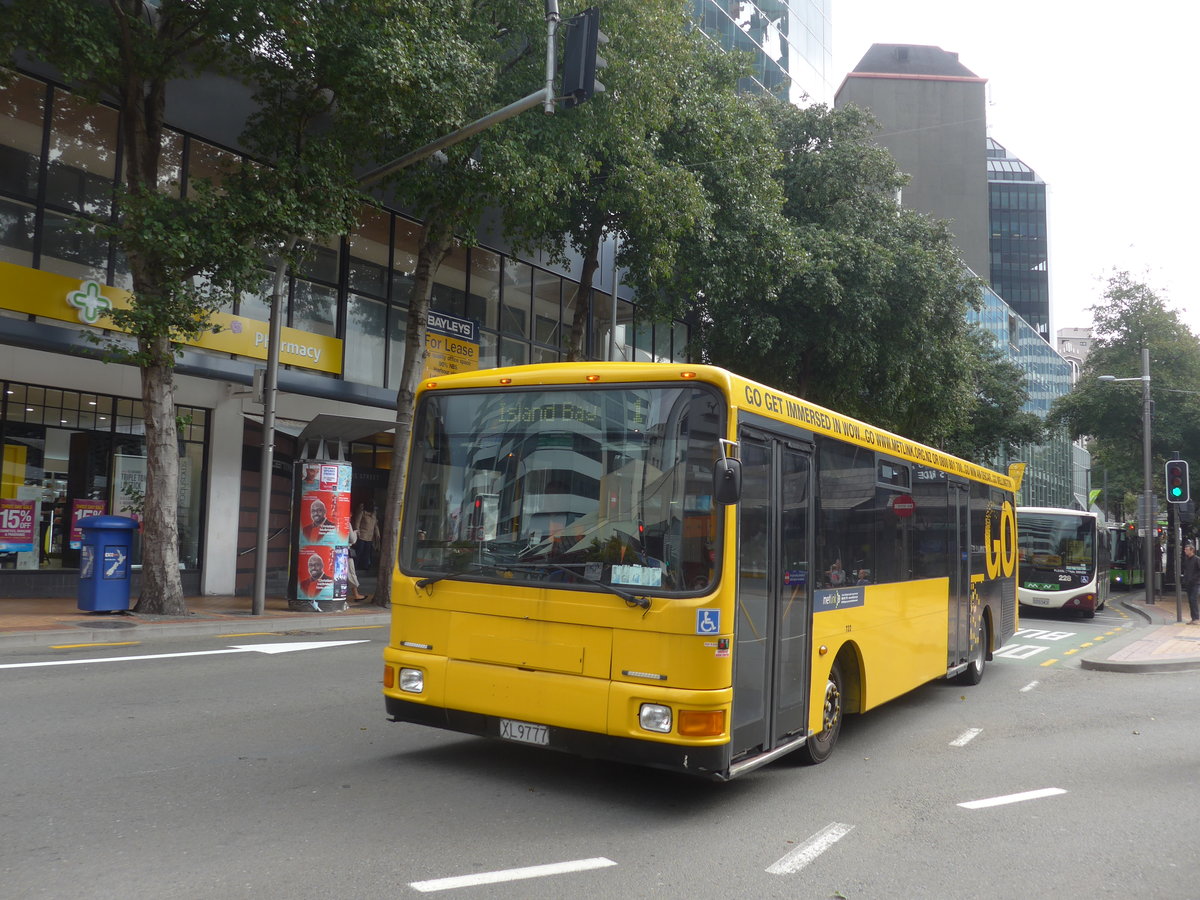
(713, 457, 742, 505)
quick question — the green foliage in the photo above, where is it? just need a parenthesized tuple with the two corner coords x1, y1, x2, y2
(1051, 272, 1200, 504)
(688, 100, 1013, 454)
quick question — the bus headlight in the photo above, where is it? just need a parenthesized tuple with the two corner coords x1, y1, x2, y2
(639, 703, 672, 733)
(399, 668, 424, 694)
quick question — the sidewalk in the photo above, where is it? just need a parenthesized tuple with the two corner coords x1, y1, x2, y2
(0, 590, 390, 650)
(1081, 591, 1200, 673)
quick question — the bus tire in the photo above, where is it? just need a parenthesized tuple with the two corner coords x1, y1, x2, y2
(799, 660, 843, 765)
(957, 620, 987, 686)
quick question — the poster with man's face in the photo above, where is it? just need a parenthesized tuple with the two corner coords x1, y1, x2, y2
(297, 546, 348, 600)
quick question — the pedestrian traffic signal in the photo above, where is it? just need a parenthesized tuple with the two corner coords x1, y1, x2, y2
(561, 7, 607, 108)
(1166, 459, 1190, 504)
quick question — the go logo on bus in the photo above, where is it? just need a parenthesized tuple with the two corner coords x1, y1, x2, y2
(984, 500, 1017, 579)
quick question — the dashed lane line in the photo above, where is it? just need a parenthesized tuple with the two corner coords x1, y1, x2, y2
(409, 858, 617, 893)
(766, 822, 855, 875)
(950, 728, 982, 747)
(958, 787, 1067, 809)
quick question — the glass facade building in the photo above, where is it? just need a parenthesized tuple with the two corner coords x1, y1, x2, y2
(694, 0, 833, 102)
(988, 138, 1049, 341)
(970, 286, 1075, 508)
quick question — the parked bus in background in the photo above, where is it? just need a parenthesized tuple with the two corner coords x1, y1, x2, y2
(1018, 508, 1108, 618)
(1107, 522, 1145, 590)
(382, 363, 1023, 780)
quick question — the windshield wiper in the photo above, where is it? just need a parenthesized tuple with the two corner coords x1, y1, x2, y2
(415, 561, 651, 610)
(502, 563, 652, 610)
(414, 563, 489, 589)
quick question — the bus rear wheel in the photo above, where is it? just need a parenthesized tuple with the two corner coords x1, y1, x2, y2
(799, 660, 843, 765)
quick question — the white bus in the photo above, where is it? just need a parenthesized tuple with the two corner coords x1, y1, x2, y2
(1017, 507, 1108, 617)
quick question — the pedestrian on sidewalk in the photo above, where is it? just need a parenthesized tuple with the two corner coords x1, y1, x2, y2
(353, 501, 380, 572)
(1181, 542, 1200, 623)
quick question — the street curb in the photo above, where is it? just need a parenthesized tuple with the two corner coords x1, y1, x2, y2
(0, 612, 390, 650)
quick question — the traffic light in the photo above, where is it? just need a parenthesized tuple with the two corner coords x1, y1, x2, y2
(1166, 459, 1191, 504)
(561, 7, 607, 108)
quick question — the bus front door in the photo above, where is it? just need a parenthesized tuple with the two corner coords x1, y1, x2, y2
(731, 432, 813, 760)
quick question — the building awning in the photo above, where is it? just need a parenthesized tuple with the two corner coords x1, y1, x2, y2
(297, 414, 396, 447)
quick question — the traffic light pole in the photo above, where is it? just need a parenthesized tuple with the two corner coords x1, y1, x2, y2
(1141, 348, 1155, 608)
(357, 1, 564, 189)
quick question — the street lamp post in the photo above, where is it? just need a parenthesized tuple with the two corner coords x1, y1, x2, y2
(1099, 346, 1155, 609)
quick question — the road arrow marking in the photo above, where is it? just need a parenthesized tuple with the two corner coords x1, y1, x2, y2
(0, 640, 369, 670)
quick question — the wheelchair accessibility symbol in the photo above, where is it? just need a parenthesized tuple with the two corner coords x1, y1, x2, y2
(696, 609, 721, 635)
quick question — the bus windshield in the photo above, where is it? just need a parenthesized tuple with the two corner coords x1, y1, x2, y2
(1017, 512, 1096, 579)
(401, 384, 724, 595)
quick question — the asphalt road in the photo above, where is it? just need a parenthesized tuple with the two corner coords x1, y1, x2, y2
(2, 615, 1198, 899)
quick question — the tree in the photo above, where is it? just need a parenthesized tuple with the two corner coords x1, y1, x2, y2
(940, 329, 1046, 461)
(1052, 271, 1200, 506)
(1, 0, 477, 613)
(689, 100, 985, 448)
(370, 0, 752, 604)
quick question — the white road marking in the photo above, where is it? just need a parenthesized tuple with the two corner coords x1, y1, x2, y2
(992, 644, 1049, 659)
(958, 787, 1066, 809)
(409, 857, 616, 892)
(1020, 681, 1039, 692)
(766, 822, 854, 875)
(950, 727, 982, 747)
(0, 640, 369, 670)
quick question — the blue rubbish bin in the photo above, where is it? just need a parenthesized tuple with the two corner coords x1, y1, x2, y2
(77, 515, 139, 612)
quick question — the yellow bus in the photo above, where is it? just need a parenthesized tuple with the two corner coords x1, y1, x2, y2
(382, 362, 1022, 780)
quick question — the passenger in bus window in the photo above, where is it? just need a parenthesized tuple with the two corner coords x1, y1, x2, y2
(826, 558, 846, 586)
(855, 568, 871, 585)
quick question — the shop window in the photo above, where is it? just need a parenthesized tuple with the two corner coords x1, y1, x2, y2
(46, 89, 117, 218)
(291, 279, 336, 337)
(533, 270, 561, 346)
(345, 293, 387, 386)
(0, 73, 45, 201)
(0, 381, 207, 574)
(39, 211, 109, 285)
(0, 197, 36, 267)
(502, 260, 531, 337)
(590, 289, 611, 360)
(468, 247, 501, 331)
(187, 139, 238, 192)
(392, 217, 419, 303)
(387, 305, 409, 388)
(348, 206, 390, 299)
(297, 235, 340, 285)
(500, 336, 528, 367)
(155, 129, 184, 197)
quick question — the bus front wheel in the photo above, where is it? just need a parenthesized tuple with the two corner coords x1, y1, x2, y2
(957, 620, 987, 685)
(799, 660, 843, 765)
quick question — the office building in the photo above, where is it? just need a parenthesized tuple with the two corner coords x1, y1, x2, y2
(988, 138, 1049, 340)
(694, 0, 834, 102)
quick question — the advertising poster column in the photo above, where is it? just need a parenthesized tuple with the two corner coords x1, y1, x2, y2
(290, 460, 351, 611)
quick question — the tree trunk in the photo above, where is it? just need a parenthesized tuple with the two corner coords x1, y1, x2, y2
(373, 217, 455, 607)
(566, 220, 606, 361)
(133, 334, 186, 615)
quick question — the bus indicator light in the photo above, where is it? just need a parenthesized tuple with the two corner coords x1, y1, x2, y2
(678, 710, 726, 737)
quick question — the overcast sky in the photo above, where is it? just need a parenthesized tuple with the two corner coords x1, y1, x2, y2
(832, 1, 1197, 339)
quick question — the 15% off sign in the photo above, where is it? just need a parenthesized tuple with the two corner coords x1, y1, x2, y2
(0, 499, 37, 552)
